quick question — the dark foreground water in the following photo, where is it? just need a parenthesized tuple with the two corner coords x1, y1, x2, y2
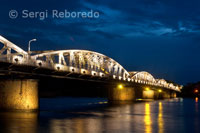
(0, 97, 199, 133)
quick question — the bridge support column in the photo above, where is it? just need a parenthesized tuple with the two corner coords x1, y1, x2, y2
(162, 91, 171, 99)
(0, 79, 38, 111)
(108, 85, 135, 101)
(170, 92, 177, 98)
(154, 91, 171, 99)
(142, 90, 155, 99)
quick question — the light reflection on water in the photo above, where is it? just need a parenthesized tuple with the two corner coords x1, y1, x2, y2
(144, 103, 152, 133)
(158, 102, 164, 133)
(0, 98, 200, 133)
(195, 97, 198, 103)
(0, 111, 38, 133)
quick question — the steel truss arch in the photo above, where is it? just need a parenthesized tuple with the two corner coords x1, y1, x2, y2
(0, 35, 182, 92)
(129, 71, 156, 84)
(32, 49, 130, 79)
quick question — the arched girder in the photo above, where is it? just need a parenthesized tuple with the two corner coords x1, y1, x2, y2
(168, 83, 174, 89)
(0, 35, 182, 92)
(156, 79, 168, 87)
(32, 50, 130, 78)
(0, 36, 27, 55)
(129, 71, 156, 83)
(0, 36, 28, 63)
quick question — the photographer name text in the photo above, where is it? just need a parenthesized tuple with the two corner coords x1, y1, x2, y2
(9, 9, 100, 20)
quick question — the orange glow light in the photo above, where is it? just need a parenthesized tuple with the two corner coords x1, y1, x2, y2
(195, 89, 199, 93)
(195, 97, 198, 103)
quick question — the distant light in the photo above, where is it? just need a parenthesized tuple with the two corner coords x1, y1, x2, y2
(195, 89, 198, 93)
(158, 89, 162, 93)
(118, 84, 123, 89)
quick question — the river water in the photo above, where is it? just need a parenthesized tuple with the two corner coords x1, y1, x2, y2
(0, 97, 199, 133)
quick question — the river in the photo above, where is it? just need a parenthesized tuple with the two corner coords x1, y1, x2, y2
(0, 97, 199, 133)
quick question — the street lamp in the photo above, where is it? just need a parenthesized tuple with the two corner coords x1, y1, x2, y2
(28, 39, 37, 54)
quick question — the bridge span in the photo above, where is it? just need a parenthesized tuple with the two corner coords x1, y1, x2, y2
(0, 35, 182, 111)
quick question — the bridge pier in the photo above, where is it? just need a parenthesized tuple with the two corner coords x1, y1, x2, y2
(142, 90, 155, 99)
(153, 90, 171, 99)
(170, 92, 177, 98)
(108, 85, 178, 102)
(108, 84, 135, 101)
(162, 91, 171, 99)
(141, 88, 177, 100)
(0, 79, 38, 111)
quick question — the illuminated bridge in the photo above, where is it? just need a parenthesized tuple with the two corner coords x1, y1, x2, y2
(0, 35, 182, 111)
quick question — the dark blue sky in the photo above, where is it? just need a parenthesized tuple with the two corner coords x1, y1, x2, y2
(0, 0, 200, 85)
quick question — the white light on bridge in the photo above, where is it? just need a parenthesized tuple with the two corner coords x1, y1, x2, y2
(99, 72, 105, 77)
(12, 55, 23, 64)
(81, 69, 87, 74)
(70, 67, 75, 72)
(55, 64, 64, 71)
(36, 60, 43, 66)
(91, 71, 97, 76)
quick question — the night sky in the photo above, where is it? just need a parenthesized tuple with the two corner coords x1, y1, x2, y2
(0, 0, 200, 85)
